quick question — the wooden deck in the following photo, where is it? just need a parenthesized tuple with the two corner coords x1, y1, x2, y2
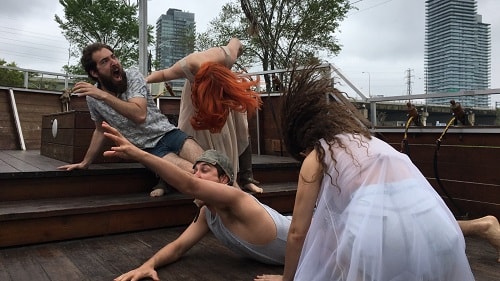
(0, 227, 498, 281)
(0, 150, 299, 247)
(1, 150, 499, 280)
(0, 150, 298, 175)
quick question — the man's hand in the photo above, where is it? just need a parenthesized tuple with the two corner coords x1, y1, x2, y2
(72, 81, 108, 100)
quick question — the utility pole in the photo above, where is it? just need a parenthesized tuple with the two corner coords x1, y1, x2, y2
(138, 0, 148, 76)
(362, 71, 371, 97)
(405, 68, 414, 95)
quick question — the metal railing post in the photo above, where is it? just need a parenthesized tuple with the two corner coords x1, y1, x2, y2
(9, 88, 26, 150)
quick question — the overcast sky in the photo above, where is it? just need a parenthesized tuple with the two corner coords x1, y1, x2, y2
(1, 0, 498, 105)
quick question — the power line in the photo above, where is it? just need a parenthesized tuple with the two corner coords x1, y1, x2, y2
(0, 49, 68, 63)
(0, 37, 68, 52)
(349, 0, 397, 15)
(0, 25, 67, 43)
(0, 23, 70, 67)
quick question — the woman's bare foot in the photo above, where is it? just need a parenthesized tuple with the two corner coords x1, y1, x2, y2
(482, 216, 500, 262)
(150, 188, 165, 197)
(459, 215, 500, 262)
(244, 183, 263, 193)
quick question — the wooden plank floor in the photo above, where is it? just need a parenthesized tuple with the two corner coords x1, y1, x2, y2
(0, 150, 299, 175)
(0, 227, 498, 281)
(0, 150, 147, 175)
(0, 227, 283, 281)
(1, 150, 499, 280)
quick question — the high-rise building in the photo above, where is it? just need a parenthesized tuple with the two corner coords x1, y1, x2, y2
(155, 8, 195, 88)
(425, 0, 491, 107)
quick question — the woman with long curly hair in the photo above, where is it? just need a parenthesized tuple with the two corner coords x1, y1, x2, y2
(147, 38, 263, 196)
(256, 63, 475, 281)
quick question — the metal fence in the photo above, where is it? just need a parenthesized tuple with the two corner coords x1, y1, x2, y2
(0, 65, 88, 91)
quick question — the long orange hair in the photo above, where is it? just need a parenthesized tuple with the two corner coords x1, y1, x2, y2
(190, 62, 262, 133)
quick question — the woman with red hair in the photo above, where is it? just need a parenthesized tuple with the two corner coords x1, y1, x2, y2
(147, 38, 263, 195)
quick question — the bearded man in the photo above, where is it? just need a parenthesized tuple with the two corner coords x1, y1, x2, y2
(58, 43, 204, 196)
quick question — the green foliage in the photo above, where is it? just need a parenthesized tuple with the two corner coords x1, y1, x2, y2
(62, 64, 86, 76)
(55, 0, 154, 71)
(0, 59, 24, 87)
(198, 0, 351, 72)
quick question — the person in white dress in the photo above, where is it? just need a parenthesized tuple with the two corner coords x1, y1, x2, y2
(256, 63, 477, 281)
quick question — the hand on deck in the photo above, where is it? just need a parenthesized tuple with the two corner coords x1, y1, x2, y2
(114, 266, 159, 281)
(254, 274, 283, 281)
(57, 162, 89, 171)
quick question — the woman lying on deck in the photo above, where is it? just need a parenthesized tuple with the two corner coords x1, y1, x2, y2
(101, 122, 500, 281)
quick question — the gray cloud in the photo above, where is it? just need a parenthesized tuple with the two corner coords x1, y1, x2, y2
(0, 0, 498, 104)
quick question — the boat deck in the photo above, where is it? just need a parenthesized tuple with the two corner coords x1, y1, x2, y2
(0, 227, 498, 281)
(0, 150, 299, 175)
(0, 150, 499, 280)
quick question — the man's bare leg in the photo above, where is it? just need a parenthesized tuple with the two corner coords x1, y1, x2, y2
(178, 138, 205, 164)
(150, 138, 204, 197)
(458, 215, 500, 262)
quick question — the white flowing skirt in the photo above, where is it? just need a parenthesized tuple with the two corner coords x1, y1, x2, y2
(295, 179, 474, 281)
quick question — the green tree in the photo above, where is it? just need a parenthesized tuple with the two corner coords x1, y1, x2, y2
(62, 64, 86, 76)
(197, 0, 351, 86)
(55, 0, 154, 71)
(0, 59, 24, 87)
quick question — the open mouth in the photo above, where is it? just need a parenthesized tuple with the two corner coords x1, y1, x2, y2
(112, 67, 122, 80)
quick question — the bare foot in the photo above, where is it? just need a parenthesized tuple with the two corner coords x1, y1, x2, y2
(150, 179, 169, 197)
(150, 188, 165, 197)
(482, 216, 500, 262)
(459, 215, 500, 262)
(244, 183, 264, 193)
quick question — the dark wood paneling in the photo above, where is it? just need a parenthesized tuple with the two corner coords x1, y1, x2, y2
(379, 131, 500, 219)
(0, 90, 91, 151)
(159, 98, 180, 115)
(382, 131, 500, 146)
(0, 204, 197, 247)
(0, 173, 157, 201)
(69, 95, 89, 111)
(253, 166, 299, 184)
(0, 89, 20, 149)
(386, 143, 500, 185)
(0, 182, 296, 247)
(16, 92, 60, 150)
(40, 111, 128, 163)
(0, 89, 64, 150)
(41, 111, 94, 129)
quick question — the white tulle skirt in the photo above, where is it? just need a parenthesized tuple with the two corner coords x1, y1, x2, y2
(294, 179, 474, 281)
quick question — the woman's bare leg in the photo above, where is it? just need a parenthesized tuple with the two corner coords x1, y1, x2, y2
(458, 215, 500, 262)
(238, 143, 263, 193)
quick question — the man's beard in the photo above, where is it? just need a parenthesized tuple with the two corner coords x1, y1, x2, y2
(99, 69, 128, 95)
